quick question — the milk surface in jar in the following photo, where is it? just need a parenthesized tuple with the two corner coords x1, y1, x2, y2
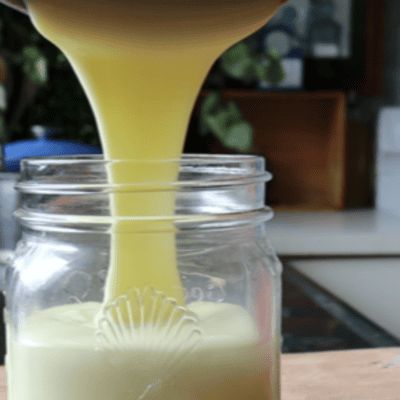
(5, 1, 288, 399)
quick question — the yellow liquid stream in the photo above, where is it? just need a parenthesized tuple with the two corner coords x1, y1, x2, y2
(24, 0, 284, 306)
(6, 1, 286, 399)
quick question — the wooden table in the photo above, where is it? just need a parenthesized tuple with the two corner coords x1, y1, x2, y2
(1, 348, 400, 399)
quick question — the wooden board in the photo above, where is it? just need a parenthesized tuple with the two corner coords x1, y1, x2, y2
(281, 347, 400, 400)
(195, 90, 348, 210)
(1, 347, 400, 399)
(0, 366, 5, 400)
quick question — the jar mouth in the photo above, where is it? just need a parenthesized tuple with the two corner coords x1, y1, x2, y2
(16, 154, 272, 193)
(14, 154, 273, 233)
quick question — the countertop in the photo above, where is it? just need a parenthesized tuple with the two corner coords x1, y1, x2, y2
(1, 347, 400, 399)
(267, 209, 400, 257)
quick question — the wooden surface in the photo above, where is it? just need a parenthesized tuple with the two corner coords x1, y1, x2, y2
(1, 348, 400, 399)
(281, 347, 400, 399)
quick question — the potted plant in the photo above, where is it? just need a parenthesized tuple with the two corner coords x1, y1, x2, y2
(189, 39, 285, 154)
(0, 7, 99, 149)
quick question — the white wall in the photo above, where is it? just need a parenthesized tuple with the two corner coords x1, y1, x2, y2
(370, 1, 400, 215)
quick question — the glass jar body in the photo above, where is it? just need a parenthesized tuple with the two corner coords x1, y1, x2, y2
(3, 155, 282, 400)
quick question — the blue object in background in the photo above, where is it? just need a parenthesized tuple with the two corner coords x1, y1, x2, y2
(1, 126, 102, 172)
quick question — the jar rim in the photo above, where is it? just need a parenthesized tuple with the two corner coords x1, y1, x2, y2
(16, 154, 272, 194)
(14, 154, 273, 233)
(20, 153, 264, 164)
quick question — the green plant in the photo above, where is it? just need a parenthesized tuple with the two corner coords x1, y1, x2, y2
(200, 41, 285, 152)
(0, 7, 98, 146)
(200, 92, 254, 152)
(220, 41, 285, 85)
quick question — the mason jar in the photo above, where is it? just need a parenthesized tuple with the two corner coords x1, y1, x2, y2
(0, 154, 282, 400)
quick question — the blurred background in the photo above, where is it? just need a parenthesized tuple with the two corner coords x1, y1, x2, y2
(2, 0, 400, 363)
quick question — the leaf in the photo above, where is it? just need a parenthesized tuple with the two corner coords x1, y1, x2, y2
(268, 48, 281, 59)
(265, 50, 285, 85)
(201, 92, 220, 116)
(203, 110, 230, 139)
(22, 46, 48, 85)
(226, 101, 242, 123)
(224, 121, 254, 152)
(199, 91, 221, 135)
(201, 95, 254, 152)
(222, 42, 251, 64)
(220, 42, 256, 80)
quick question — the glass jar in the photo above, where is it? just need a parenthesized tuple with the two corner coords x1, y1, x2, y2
(0, 154, 282, 400)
